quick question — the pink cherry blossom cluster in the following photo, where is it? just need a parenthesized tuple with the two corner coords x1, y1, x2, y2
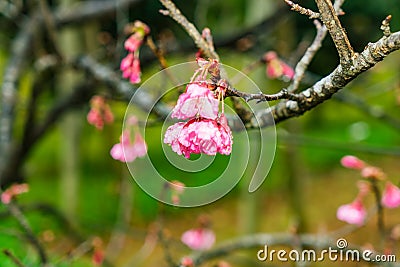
(263, 51, 294, 82)
(87, 95, 114, 130)
(120, 21, 150, 84)
(337, 155, 400, 226)
(110, 116, 147, 163)
(164, 59, 233, 158)
(1, 183, 29, 204)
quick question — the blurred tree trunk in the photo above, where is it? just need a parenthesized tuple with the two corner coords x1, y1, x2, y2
(58, 0, 83, 219)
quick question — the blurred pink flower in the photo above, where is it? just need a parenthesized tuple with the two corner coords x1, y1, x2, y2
(336, 199, 366, 226)
(361, 166, 385, 180)
(170, 180, 185, 205)
(180, 257, 194, 267)
(164, 117, 232, 158)
(110, 130, 147, 162)
(87, 96, 114, 130)
(132, 132, 147, 158)
(1, 183, 29, 204)
(120, 53, 141, 84)
(382, 182, 400, 208)
(171, 83, 219, 120)
(263, 51, 294, 81)
(340, 155, 365, 170)
(181, 228, 215, 250)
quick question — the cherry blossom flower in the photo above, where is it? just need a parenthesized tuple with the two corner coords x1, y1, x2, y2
(120, 20, 150, 84)
(120, 53, 142, 84)
(164, 116, 232, 159)
(87, 96, 114, 130)
(171, 83, 219, 120)
(1, 183, 29, 204)
(336, 199, 366, 226)
(382, 182, 400, 208)
(110, 130, 147, 162)
(340, 155, 365, 170)
(181, 228, 215, 250)
(263, 51, 294, 81)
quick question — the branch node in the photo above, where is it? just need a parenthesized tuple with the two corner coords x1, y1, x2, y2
(380, 15, 392, 37)
(159, 9, 170, 16)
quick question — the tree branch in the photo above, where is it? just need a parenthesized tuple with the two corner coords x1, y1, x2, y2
(314, 0, 354, 64)
(54, 0, 142, 27)
(6, 202, 48, 264)
(253, 31, 400, 128)
(0, 12, 40, 184)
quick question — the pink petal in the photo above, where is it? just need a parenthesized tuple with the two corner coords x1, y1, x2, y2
(110, 143, 125, 161)
(133, 133, 147, 158)
(171, 83, 218, 120)
(337, 200, 366, 226)
(340, 155, 365, 169)
(120, 53, 134, 71)
(382, 182, 400, 208)
(124, 34, 142, 52)
(181, 228, 215, 250)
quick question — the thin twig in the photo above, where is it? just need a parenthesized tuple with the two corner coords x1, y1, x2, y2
(158, 0, 219, 60)
(7, 202, 48, 264)
(38, 0, 63, 60)
(226, 87, 303, 103)
(284, 0, 320, 19)
(370, 179, 385, 247)
(288, 20, 327, 93)
(3, 249, 27, 267)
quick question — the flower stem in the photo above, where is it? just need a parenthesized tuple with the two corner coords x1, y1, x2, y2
(370, 179, 385, 246)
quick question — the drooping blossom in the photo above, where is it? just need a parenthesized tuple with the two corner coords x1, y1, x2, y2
(382, 182, 400, 208)
(87, 95, 114, 130)
(110, 130, 147, 162)
(120, 20, 150, 84)
(336, 199, 366, 226)
(120, 53, 142, 84)
(164, 116, 232, 159)
(340, 155, 365, 170)
(181, 228, 216, 250)
(171, 83, 219, 120)
(263, 51, 294, 81)
(164, 58, 233, 158)
(1, 183, 29, 204)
